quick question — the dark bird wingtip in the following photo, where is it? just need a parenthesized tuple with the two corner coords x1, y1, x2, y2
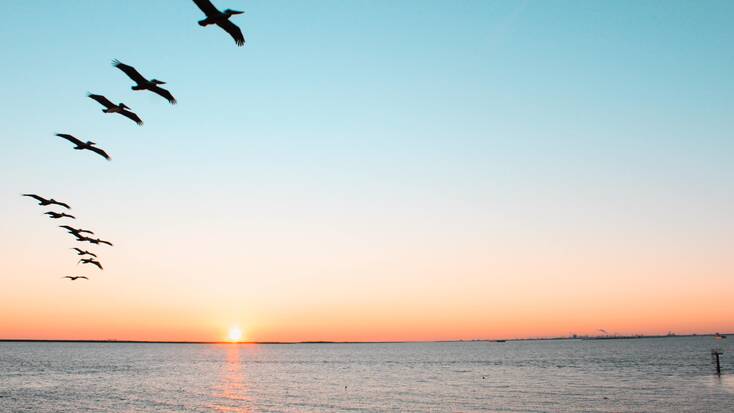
(111, 58, 121, 66)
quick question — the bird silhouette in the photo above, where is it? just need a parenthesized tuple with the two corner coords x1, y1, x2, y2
(79, 258, 103, 270)
(193, 0, 245, 46)
(55, 133, 111, 161)
(44, 211, 75, 219)
(71, 247, 97, 258)
(112, 59, 177, 104)
(60, 225, 95, 238)
(79, 236, 114, 247)
(88, 93, 143, 125)
(22, 194, 71, 209)
(63, 275, 89, 281)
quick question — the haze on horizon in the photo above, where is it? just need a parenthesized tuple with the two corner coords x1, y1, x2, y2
(1, 0, 732, 343)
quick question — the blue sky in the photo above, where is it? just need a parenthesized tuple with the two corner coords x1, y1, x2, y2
(1, 0, 732, 264)
(0, 1, 732, 340)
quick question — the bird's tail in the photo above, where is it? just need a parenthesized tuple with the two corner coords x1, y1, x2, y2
(198, 19, 210, 27)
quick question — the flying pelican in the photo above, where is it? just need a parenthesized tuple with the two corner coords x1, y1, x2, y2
(22, 194, 70, 209)
(44, 211, 75, 219)
(193, 0, 245, 46)
(112, 59, 177, 104)
(79, 236, 114, 247)
(56, 134, 111, 161)
(79, 258, 103, 270)
(60, 225, 94, 237)
(71, 247, 97, 257)
(63, 275, 88, 281)
(88, 93, 143, 125)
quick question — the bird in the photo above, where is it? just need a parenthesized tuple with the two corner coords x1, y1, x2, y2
(79, 258, 103, 270)
(71, 247, 97, 258)
(55, 133, 111, 161)
(193, 0, 245, 46)
(22, 194, 71, 209)
(60, 225, 94, 237)
(63, 275, 88, 281)
(88, 93, 143, 125)
(112, 59, 177, 104)
(79, 236, 114, 247)
(44, 211, 75, 219)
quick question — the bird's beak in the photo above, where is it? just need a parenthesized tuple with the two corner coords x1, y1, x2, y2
(233, 10, 244, 15)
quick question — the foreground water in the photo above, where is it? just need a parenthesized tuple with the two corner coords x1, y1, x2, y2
(1, 337, 732, 412)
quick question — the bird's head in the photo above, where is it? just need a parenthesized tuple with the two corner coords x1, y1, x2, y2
(120, 103, 131, 110)
(150, 79, 166, 85)
(87, 141, 96, 146)
(224, 9, 244, 16)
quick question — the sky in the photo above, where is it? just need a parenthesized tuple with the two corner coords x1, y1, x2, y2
(0, 0, 732, 342)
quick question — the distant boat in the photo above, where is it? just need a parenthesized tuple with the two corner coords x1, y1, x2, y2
(495, 340, 506, 343)
(715, 333, 727, 339)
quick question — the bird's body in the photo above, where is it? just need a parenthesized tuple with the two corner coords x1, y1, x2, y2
(79, 258, 103, 270)
(193, 0, 245, 46)
(88, 93, 143, 125)
(55, 133, 111, 161)
(63, 275, 88, 281)
(45, 211, 75, 219)
(112, 60, 177, 104)
(22, 194, 71, 209)
(72, 247, 97, 257)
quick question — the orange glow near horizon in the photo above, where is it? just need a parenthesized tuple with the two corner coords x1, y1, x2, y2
(1, 191, 733, 343)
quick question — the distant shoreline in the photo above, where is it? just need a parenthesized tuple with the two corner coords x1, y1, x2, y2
(0, 333, 728, 345)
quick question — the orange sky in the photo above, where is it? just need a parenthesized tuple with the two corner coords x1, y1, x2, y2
(2, 225, 732, 342)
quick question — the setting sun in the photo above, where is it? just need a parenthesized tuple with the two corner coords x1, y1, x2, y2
(228, 327, 243, 342)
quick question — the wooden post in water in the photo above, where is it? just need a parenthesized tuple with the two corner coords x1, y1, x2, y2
(711, 349, 722, 375)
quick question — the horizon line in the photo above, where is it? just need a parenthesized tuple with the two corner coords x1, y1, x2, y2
(0, 332, 727, 345)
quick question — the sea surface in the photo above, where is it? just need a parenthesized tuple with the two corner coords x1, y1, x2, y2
(1, 337, 732, 412)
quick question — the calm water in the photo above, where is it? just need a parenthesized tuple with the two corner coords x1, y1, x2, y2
(1, 337, 732, 412)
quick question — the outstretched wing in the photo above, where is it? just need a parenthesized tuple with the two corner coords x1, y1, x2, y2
(88, 145, 111, 161)
(150, 85, 177, 104)
(22, 193, 46, 202)
(79, 276, 89, 280)
(56, 133, 84, 146)
(52, 200, 71, 210)
(193, 0, 220, 17)
(93, 260, 104, 270)
(218, 20, 245, 46)
(88, 93, 115, 109)
(120, 109, 144, 125)
(112, 59, 147, 83)
(99, 239, 114, 246)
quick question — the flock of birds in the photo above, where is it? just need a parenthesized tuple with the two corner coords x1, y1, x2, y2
(22, 0, 246, 282)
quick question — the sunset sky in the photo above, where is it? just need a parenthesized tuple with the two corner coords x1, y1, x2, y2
(1, 0, 732, 342)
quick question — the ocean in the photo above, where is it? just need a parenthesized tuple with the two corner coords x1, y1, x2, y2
(1, 337, 732, 412)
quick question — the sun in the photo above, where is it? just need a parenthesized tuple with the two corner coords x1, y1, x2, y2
(228, 327, 243, 342)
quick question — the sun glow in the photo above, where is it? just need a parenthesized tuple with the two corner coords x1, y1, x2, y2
(228, 327, 243, 342)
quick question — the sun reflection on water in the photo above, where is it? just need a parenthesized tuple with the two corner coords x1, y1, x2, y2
(210, 345, 253, 412)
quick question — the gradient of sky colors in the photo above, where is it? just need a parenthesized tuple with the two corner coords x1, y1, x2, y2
(1, 1, 732, 342)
